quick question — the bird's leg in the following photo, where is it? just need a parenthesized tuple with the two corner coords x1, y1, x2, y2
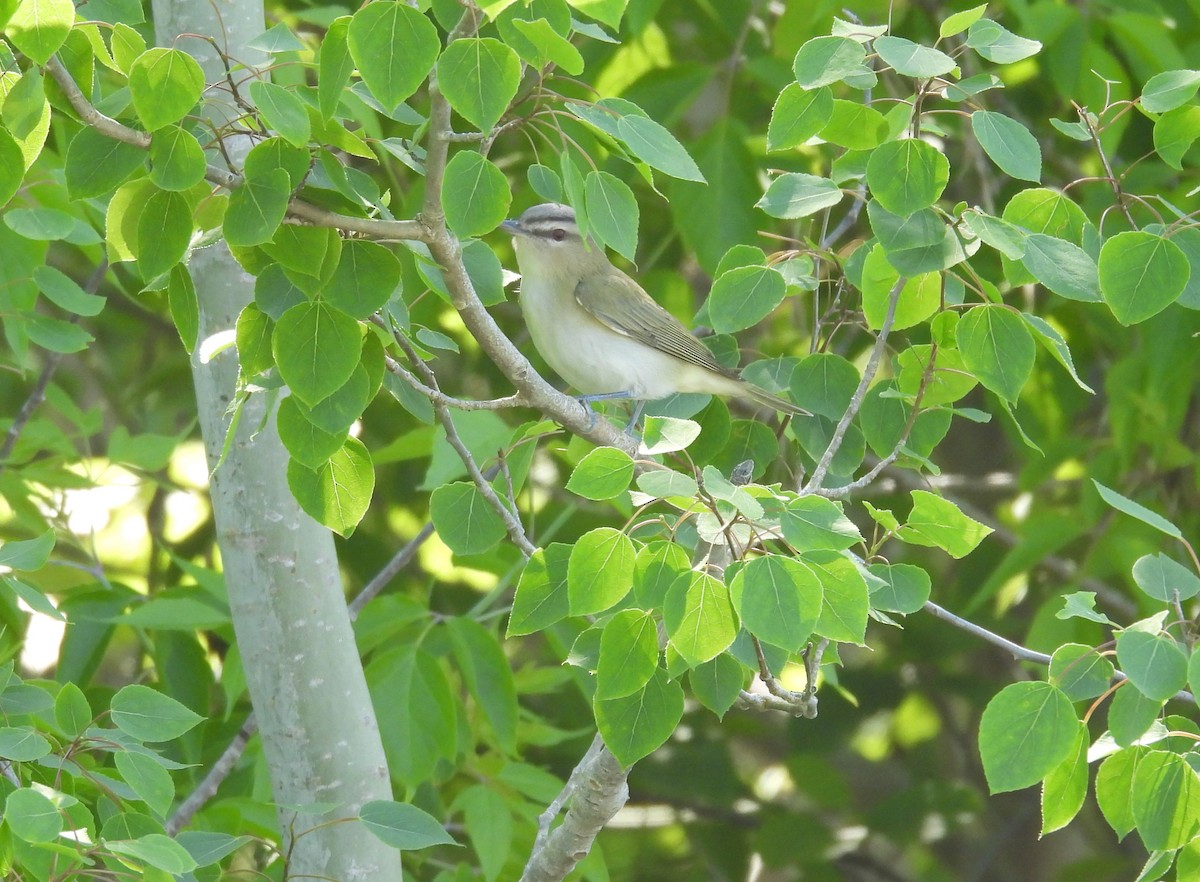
(624, 400, 646, 436)
(574, 391, 632, 430)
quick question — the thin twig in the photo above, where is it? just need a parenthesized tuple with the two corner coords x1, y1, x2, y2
(383, 353, 527, 411)
(803, 276, 905, 493)
(347, 523, 437, 620)
(166, 715, 257, 835)
(1074, 100, 1136, 228)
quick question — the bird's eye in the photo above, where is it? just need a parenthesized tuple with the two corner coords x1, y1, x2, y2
(551, 228, 567, 242)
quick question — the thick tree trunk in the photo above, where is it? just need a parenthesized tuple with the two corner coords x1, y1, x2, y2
(151, 2, 403, 878)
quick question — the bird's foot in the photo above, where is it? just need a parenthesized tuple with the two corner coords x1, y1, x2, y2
(574, 391, 633, 431)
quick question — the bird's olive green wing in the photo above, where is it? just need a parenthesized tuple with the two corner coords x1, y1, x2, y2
(573, 270, 734, 376)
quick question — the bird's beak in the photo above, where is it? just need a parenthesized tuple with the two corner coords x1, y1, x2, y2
(501, 219, 527, 237)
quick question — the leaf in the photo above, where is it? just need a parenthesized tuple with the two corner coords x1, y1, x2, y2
(955, 304, 1035, 403)
(0, 530, 54, 570)
(594, 667, 684, 766)
(1132, 553, 1200, 602)
(965, 19, 1042, 64)
(584, 170, 638, 261)
(107, 834, 199, 873)
(115, 749, 175, 817)
(235, 304, 274, 376)
(176, 832, 254, 867)
(730, 555, 822, 652)
(456, 785, 513, 882)
(442, 151, 510, 238)
(867, 202, 965, 274)
(2, 69, 45, 141)
(756, 172, 843, 219)
(224, 167, 291, 247)
(867, 562, 931, 614)
(1108, 684, 1163, 747)
(1055, 591, 1116, 626)
(509, 18, 584, 75)
(5, 0, 74, 63)
(820, 99, 888, 150)
(286, 437, 375, 537)
(707, 265, 786, 334)
(272, 300, 362, 405)
(1098, 231, 1190, 325)
(860, 246, 940, 331)
(318, 16, 354, 120)
(64, 127, 146, 200)
(896, 490, 993, 559)
(807, 550, 869, 644)
(110, 684, 204, 741)
(663, 571, 737, 666)
(1020, 313, 1095, 394)
(4, 206, 73, 240)
(567, 447, 635, 500)
(445, 617, 518, 751)
(639, 416, 701, 454)
(782, 496, 862, 551)
(249, 81, 311, 148)
(137, 188, 193, 280)
(244, 136, 310, 190)
(25, 314, 93, 352)
(1116, 623, 1188, 702)
(128, 48, 206, 131)
(595, 609, 659, 699)
(0, 726, 50, 761)
(429, 481, 507, 556)
(616, 114, 705, 182)
(689, 653, 745, 719)
(436, 37, 520, 131)
(361, 800, 458, 850)
(1041, 726, 1088, 835)
(508, 544, 570, 636)
(1096, 748, 1142, 839)
(766, 84, 832, 151)
(866, 139, 949, 216)
(568, 527, 636, 616)
(978, 681, 1080, 793)
(874, 36, 956, 78)
(347, 1, 440, 109)
(792, 36, 867, 88)
(324, 240, 402, 319)
(971, 110, 1041, 182)
(1141, 69, 1200, 113)
(149, 125, 206, 191)
(1131, 751, 1200, 850)
(4, 787, 62, 842)
(1048, 643, 1115, 701)
(959, 210, 1026, 259)
(1092, 480, 1183, 539)
(54, 682, 92, 738)
(0, 127, 23, 206)
(939, 4, 987, 38)
(1020, 233, 1100, 302)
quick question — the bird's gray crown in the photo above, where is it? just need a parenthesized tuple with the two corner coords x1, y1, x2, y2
(516, 203, 581, 240)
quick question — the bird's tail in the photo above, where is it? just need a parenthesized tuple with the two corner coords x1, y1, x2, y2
(741, 381, 810, 417)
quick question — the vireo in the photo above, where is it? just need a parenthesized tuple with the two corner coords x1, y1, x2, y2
(502, 203, 807, 423)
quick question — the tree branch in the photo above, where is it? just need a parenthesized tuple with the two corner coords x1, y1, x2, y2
(166, 715, 257, 835)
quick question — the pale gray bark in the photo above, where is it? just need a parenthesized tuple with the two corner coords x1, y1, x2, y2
(152, 1, 402, 878)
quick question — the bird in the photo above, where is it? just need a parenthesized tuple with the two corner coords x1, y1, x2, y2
(501, 202, 807, 427)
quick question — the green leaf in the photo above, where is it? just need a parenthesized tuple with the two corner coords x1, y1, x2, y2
(4, 787, 62, 842)
(318, 16, 354, 120)
(568, 0, 628, 29)
(664, 571, 737, 666)
(639, 416, 701, 454)
(1092, 480, 1182, 539)
(867, 562, 931, 614)
(1153, 106, 1200, 169)
(54, 681, 92, 738)
(249, 81, 311, 148)
(225, 167, 291, 247)
(347, 1, 440, 109)
(110, 21, 146, 72)
(1132, 553, 1200, 602)
(445, 617, 518, 751)
(594, 667, 684, 766)
(807, 550, 869, 644)
(442, 151, 511, 238)
(508, 544, 570, 636)
(820, 99, 888, 150)
(137, 188, 193, 280)
(860, 246, 940, 331)
(595, 609, 659, 699)
(5, 0, 73, 63)
(1056, 591, 1117, 626)
(273, 300, 362, 405)
(148, 125, 206, 191)
(2, 69, 45, 141)
(509, 18, 584, 75)
(234, 304, 273, 377)
(633, 540, 691, 607)
(0, 726, 50, 761)
(867, 202, 965, 274)
(107, 834, 199, 873)
(64, 126, 146, 200)
(730, 555, 822, 652)
(1021, 314, 1093, 393)
(1020, 233, 1100, 302)
(1041, 726, 1088, 835)
(1097, 748, 1142, 838)
(874, 36, 956, 78)
(286, 437, 375, 537)
(4, 206, 73, 240)
(168, 265, 199, 352)
(767, 84, 833, 151)
(456, 785, 513, 882)
(635, 469, 699, 501)
(1116, 623, 1188, 702)
(896, 490, 993, 559)
(1109, 683, 1163, 747)
(971, 110, 1041, 182)
(616, 114, 705, 182)
(1142, 69, 1200, 113)
(25, 313, 93, 352)
(955, 304, 1035, 403)
(707, 265, 786, 334)
(110, 684, 204, 741)
(584, 170, 638, 261)
(689, 653, 745, 719)
(960, 210, 1026, 259)
(978, 682, 1080, 793)
(568, 527, 636, 616)
(277, 396, 344, 467)
(528, 163, 563, 202)
(866, 139, 949, 216)
(1099, 231, 1190, 325)
(245, 136, 310, 190)
(756, 172, 843, 220)
(429, 481, 507, 556)
(567, 447, 634, 500)
(0, 127, 23, 206)
(939, 4, 987, 38)
(782, 496, 862, 551)
(1132, 751, 1200, 850)
(325, 240, 401, 319)
(1049, 643, 1115, 701)
(128, 47, 205, 131)
(436, 37, 520, 131)
(965, 19, 1042, 64)
(115, 749, 175, 817)
(0, 530, 54, 570)
(792, 36, 867, 88)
